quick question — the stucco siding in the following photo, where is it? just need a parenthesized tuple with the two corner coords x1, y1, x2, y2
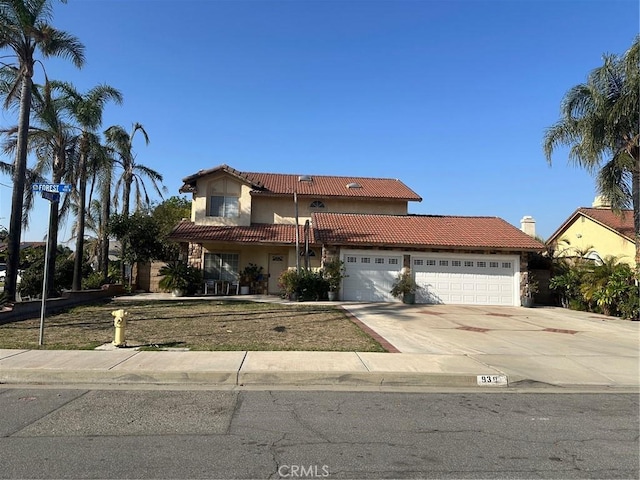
(555, 217, 635, 266)
(190, 176, 252, 226)
(251, 196, 408, 224)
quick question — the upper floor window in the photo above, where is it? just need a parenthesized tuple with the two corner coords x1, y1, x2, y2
(208, 178, 240, 218)
(310, 200, 325, 209)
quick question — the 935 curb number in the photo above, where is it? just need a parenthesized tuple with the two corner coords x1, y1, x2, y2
(477, 375, 508, 386)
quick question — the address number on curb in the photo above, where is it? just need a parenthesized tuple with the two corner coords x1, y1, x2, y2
(477, 375, 508, 386)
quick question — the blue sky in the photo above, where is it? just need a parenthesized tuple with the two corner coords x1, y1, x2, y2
(1, 0, 638, 243)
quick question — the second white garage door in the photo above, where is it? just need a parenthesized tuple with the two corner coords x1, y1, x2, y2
(412, 253, 519, 306)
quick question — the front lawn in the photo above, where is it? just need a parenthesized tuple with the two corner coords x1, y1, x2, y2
(0, 299, 386, 352)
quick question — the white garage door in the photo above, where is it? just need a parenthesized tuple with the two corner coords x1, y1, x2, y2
(413, 254, 519, 306)
(342, 252, 403, 302)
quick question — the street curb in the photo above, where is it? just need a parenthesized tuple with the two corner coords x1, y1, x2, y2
(0, 369, 503, 388)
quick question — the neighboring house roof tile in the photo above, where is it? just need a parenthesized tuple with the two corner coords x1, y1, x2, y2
(180, 164, 422, 201)
(169, 221, 315, 245)
(547, 208, 635, 243)
(312, 213, 545, 250)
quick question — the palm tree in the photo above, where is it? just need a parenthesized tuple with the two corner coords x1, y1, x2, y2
(26, 81, 77, 296)
(0, 0, 84, 301)
(544, 36, 640, 270)
(104, 123, 165, 286)
(52, 82, 122, 290)
(104, 123, 165, 217)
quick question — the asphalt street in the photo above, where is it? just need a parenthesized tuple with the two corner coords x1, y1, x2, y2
(0, 387, 638, 479)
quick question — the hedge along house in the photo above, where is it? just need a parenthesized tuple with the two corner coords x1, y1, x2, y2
(169, 164, 544, 305)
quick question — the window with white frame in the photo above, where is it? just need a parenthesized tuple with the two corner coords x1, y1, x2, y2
(389, 258, 399, 265)
(309, 200, 325, 209)
(208, 178, 240, 218)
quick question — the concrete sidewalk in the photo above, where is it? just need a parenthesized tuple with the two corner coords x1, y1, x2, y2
(0, 349, 511, 388)
(0, 299, 638, 390)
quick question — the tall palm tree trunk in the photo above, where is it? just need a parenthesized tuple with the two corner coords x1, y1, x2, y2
(121, 174, 131, 287)
(5, 77, 33, 302)
(633, 153, 640, 273)
(45, 162, 63, 297)
(100, 182, 111, 283)
(72, 138, 88, 290)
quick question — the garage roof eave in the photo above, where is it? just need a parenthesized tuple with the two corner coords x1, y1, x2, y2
(325, 242, 543, 252)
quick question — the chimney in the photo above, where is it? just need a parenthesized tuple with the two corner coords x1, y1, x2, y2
(592, 195, 611, 208)
(520, 215, 536, 237)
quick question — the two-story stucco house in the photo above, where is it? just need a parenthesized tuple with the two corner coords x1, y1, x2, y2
(169, 164, 544, 305)
(546, 197, 636, 267)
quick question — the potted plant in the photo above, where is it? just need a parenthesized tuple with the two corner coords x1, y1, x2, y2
(323, 258, 347, 301)
(158, 260, 197, 297)
(240, 263, 264, 294)
(390, 270, 418, 304)
(521, 273, 538, 307)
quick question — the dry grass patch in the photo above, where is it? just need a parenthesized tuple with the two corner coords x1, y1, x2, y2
(0, 299, 386, 352)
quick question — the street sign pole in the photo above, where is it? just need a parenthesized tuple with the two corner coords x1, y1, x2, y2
(33, 183, 70, 346)
(38, 232, 50, 346)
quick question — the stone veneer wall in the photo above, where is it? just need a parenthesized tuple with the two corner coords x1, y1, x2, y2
(186, 242, 203, 269)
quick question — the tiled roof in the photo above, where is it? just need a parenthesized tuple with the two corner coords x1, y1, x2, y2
(313, 213, 545, 250)
(547, 208, 635, 244)
(169, 221, 315, 245)
(180, 164, 422, 201)
(579, 208, 635, 239)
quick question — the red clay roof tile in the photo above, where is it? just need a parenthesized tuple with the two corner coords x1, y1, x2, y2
(312, 213, 545, 250)
(169, 221, 315, 244)
(170, 214, 543, 251)
(578, 208, 635, 239)
(180, 164, 422, 201)
(547, 207, 635, 244)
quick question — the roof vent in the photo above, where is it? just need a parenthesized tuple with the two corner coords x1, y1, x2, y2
(346, 182, 362, 189)
(298, 175, 313, 182)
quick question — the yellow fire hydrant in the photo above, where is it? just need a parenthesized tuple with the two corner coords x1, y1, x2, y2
(112, 309, 128, 347)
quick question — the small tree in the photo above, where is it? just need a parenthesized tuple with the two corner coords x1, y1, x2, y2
(151, 195, 191, 260)
(109, 212, 164, 287)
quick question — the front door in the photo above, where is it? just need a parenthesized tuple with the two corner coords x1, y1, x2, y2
(268, 254, 287, 294)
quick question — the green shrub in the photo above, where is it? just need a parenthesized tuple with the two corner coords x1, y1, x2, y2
(550, 257, 639, 319)
(158, 261, 202, 295)
(278, 268, 329, 300)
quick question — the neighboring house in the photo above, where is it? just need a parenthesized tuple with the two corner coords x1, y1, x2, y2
(169, 164, 544, 306)
(546, 199, 636, 267)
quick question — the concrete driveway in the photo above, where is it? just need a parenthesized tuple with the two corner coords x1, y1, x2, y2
(343, 303, 640, 387)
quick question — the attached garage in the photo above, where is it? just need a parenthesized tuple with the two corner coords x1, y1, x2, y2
(310, 213, 544, 307)
(412, 253, 519, 306)
(340, 250, 520, 306)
